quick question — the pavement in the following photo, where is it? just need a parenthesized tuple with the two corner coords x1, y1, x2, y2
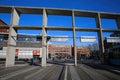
(0, 59, 119, 80)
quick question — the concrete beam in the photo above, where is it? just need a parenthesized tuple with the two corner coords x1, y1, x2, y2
(46, 9, 72, 16)
(6, 8, 20, 67)
(13, 26, 42, 30)
(76, 28, 99, 32)
(100, 12, 120, 19)
(41, 9, 47, 67)
(0, 25, 9, 29)
(74, 11, 97, 17)
(1, 6, 120, 16)
(72, 11, 77, 66)
(102, 29, 120, 32)
(15, 7, 43, 14)
(46, 26, 73, 31)
(0, 6, 12, 13)
(116, 18, 120, 29)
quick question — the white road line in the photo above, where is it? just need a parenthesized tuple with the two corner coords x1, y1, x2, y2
(69, 66, 81, 80)
(64, 66, 68, 80)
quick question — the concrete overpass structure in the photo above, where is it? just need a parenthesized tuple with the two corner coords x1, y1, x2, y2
(0, 6, 120, 67)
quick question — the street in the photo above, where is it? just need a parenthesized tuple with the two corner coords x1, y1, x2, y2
(0, 59, 120, 80)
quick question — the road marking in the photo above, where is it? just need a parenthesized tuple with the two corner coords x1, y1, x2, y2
(64, 66, 68, 80)
(69, 66, 81, 80)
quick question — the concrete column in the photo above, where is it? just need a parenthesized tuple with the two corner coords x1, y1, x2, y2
(96, 13, 104, 54)
(6, 7, 20, 67)
(72, 11, 77, 66)
(116, 18, 120, 29)
(46, 43, 49, 59)
(69, 45, 72, 56)
(41, 9, 47, 67)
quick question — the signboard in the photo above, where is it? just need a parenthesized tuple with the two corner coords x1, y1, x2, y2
(107, 37, 120, 43)
(80, 36, 96, 42)
(33, 50, 40, 55)
(15, 49, 19, 55)
(51, 36, 68, 42)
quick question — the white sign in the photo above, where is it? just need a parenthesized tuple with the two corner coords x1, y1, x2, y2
(107, 37, 120, 43)
(80, 36, 96, 42)
(51, 36, 68, 42)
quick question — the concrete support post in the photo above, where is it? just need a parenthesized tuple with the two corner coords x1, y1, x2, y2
(116, 18, 120, 29)
(41, 9, 47, 67)
(96, 13, 105, 63)
(96, 13, 104, 54)
(46, 43, 49, 59)
(72, 11, 77, 66)
(6, 7, 19, 67)
(69, 45, 72, 56)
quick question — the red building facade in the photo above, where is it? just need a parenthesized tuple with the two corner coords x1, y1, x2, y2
(48, 44, 90, 57)
(48, 44, 72, 56)
(76, 46, 90, 55)
(0, 19, 9, 33)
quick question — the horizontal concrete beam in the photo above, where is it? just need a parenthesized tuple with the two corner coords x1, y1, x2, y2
(0, 6, 120, 18)
(46, 9, 72, 16)
(0, 6, 12, 13)
(0, 25, 9, 29)
(1, 25, 119, 32)
(13, 26, 42, 30)
(75, 28, 100, 32)
(102, 29, 120, 32)
(100, 13, 120, 19)
(74, 11, 98, 17)
(16, 7, 43, 14)
(46, 26, 73, 31)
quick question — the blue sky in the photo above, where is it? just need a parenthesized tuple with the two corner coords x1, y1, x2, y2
(0, 0, 120, 46)
(0, 0, 120, 13)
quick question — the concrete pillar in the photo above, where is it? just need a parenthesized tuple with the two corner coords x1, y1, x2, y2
(46, 43, 49, 59)
(69, 45, 72, 56)
(96, 13, 104, 54)
(41, 9, 47, 67)
(72, 11, 77, 66)
(116, 18, 120, 29)
(6, 7, 20, 67)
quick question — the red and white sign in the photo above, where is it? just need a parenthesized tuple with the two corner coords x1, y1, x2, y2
(33, 50, 40, 55)
(15, 49, 19, 55)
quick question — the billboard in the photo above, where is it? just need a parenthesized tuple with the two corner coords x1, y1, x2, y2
(107, 37, 120, 43)
(80, 36, 96, 42)
(50, 36, 68, 42)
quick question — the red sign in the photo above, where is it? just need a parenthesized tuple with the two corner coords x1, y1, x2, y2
(15, 49, 19, 55)
(33, 50, 40, 55)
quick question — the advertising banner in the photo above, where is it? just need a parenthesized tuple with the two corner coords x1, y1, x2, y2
(51, 36, 68, 42)
(107, 37, 120, 43)
(80, 36, 96, 42)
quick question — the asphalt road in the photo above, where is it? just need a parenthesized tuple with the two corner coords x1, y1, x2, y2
(0, 60, 119, 80)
